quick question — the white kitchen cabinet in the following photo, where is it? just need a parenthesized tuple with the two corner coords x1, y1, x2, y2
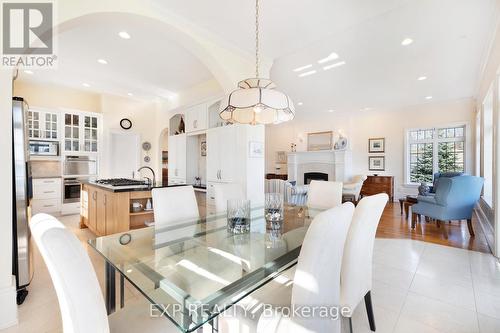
(168, 134, 187, 184)
(185, 104, 208, 133)
(207, 126, 236, 182)
(63, 111, 100, 153)
(27, 109, 59, 140)
(206, 124, 265, 209)
(31, 178, 62, 214)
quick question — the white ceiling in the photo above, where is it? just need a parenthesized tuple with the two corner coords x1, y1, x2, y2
(156, 0, 498, 112)
(20, 13, 214, 100)
(20, 1, 498, 111)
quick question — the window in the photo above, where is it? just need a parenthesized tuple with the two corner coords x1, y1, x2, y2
(482, 89, 494, 207)
(407, 125, 466, 184)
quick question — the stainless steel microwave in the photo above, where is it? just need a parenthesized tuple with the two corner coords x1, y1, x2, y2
(29, 140, 59, 156)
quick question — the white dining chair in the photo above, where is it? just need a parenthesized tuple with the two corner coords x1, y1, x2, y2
(340, 193, 388, 332)
(29, 213, 178, 333)
(213, 183, 246, 213)
(221, 203, 355, 333)
(152, 185, 200, 227)
(306, 180, 343, 210)
(342, 175, 367, 202)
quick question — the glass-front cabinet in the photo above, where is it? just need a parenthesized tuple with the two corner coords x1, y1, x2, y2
(83, 115, 98, 152)
(27, 109, 58, 140)
(63, 111, 100, 153)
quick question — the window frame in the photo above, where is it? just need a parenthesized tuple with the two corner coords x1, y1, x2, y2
(404, 123, 468, 185)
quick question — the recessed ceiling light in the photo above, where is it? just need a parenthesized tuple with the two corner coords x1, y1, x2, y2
(297, 102, 303, 106)
(362, 107, 373, 111)
(82, 83, 90, 88)
(168, 94, 178, 101)
(328, 109, 335, 113)
(318, 52, 339, 64)
(97, 59, 108, 65)
(298, 70, 317, 78)
(293, 64, 313, 72)
(118, 31, 131, 39)
(127, 92, 133, 96)
(401, 38, 413, 46)
(23, 70, 33, 75)
(425, 96, 433, 100)
(323, 61, 346, 71)
(417, 76, 427, 81)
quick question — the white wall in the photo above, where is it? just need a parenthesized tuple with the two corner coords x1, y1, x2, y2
(0, 70, 18, 329)
(266, 98, 475, 200)
(99, 94, 165, 180)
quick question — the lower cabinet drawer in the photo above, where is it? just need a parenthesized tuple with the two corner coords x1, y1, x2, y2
(31, 198, 61, 214)
(33, 178, 62, 199)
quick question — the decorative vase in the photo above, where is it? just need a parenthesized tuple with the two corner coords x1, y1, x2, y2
(418, 182, 430, 196)
(178, 117, 185, 133)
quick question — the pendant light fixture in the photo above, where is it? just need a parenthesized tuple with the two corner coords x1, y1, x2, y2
(219, 0, 295, 125)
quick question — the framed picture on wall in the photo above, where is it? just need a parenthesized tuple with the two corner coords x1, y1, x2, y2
(249, 141, 264, 158)
(307, 131, 333, 151)
(368, 138, 385, 153)
(369, 156, 385, 171)
(200, 140, 207, 156)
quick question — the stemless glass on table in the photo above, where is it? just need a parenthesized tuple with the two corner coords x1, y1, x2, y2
(227, 199, 251, 233)
(265, 193, 284, 230)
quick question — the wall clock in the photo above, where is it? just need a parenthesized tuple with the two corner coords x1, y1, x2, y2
(120, 118, 132, 130)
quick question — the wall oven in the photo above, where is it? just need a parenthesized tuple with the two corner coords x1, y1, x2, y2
(63, 178, 86, 204)
(29, 140, 59, 156)
(64, 155, 97, 176)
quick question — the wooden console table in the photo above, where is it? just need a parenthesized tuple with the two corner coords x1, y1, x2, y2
(360, 175, 394, 202)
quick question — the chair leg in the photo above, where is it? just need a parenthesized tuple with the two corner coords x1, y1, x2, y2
(411, 212, 417, 229)
(436, 220, 441, 228)
(348, 317, 353, 333)
(364, 291, 376, 332)
(467, 219, 475, 237)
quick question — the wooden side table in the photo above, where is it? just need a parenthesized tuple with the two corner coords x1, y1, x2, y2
(399, 195, 418, 219)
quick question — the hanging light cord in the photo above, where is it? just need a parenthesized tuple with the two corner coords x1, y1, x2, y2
(255, 0, 260, 78)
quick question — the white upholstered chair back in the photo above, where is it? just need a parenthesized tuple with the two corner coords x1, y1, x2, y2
(152, 186, 199, 228)
(306, 180, 343, 209)
(340, 193, 388, 314)
(342, 175, 367, 201)
(30, 214, 110, 333)
(214, 183, 245, 213)
(258, 203, 355, 333)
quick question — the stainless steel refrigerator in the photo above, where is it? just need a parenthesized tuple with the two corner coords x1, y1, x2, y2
(12, 97, 33, 305)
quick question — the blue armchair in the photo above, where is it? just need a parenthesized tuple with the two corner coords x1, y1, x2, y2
(429, 172, 465, 193)
(411, 175, 484, 236)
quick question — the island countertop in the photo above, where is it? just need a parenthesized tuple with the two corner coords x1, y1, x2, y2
(80, 180, 206, 193)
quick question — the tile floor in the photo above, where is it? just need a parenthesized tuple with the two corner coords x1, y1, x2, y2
(2, 214, 500, 333)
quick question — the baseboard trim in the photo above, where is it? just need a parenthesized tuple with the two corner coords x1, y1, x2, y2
(475, 198, 497, 257)
(0, 276, 18, 330)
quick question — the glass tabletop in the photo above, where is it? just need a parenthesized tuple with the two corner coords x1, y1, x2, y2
(89, 205, 322, 332)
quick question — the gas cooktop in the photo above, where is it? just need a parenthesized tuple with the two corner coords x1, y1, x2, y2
(95, 178, 148, 187)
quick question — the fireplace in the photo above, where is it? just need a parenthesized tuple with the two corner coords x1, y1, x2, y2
(304, 172, 328, 184)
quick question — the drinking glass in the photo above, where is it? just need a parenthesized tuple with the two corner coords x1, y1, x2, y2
(265, 193, 284, 230)
(227, 199, 251, 234)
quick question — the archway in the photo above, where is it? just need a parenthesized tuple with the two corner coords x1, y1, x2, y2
(158, 127, 169, 184)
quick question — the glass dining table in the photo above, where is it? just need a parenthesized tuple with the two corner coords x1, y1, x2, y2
(89, 205, 321, 332)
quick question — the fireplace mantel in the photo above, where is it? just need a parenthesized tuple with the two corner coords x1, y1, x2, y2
(287, 150, 352, 185)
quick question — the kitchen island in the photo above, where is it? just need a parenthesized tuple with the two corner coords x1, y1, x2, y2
(80, 181, 206, 236)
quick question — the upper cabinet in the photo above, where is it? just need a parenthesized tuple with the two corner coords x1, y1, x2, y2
(185, 104, 208, 133)
(27, 109, 59, 140)
(63, 111, 100, 153)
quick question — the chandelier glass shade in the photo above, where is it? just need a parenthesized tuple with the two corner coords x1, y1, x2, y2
(219, 78, 295, 125)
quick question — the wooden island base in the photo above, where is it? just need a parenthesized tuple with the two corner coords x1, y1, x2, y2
(80, 183, 154, 236)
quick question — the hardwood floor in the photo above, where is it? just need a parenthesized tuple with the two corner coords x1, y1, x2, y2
(376, 202, 491, 254)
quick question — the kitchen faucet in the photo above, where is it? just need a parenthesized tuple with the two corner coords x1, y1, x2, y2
(137, 166, 156, 186)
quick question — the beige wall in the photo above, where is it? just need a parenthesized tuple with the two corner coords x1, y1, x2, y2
(266, 98, 475, 199)
(13, 80, 101, 112)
